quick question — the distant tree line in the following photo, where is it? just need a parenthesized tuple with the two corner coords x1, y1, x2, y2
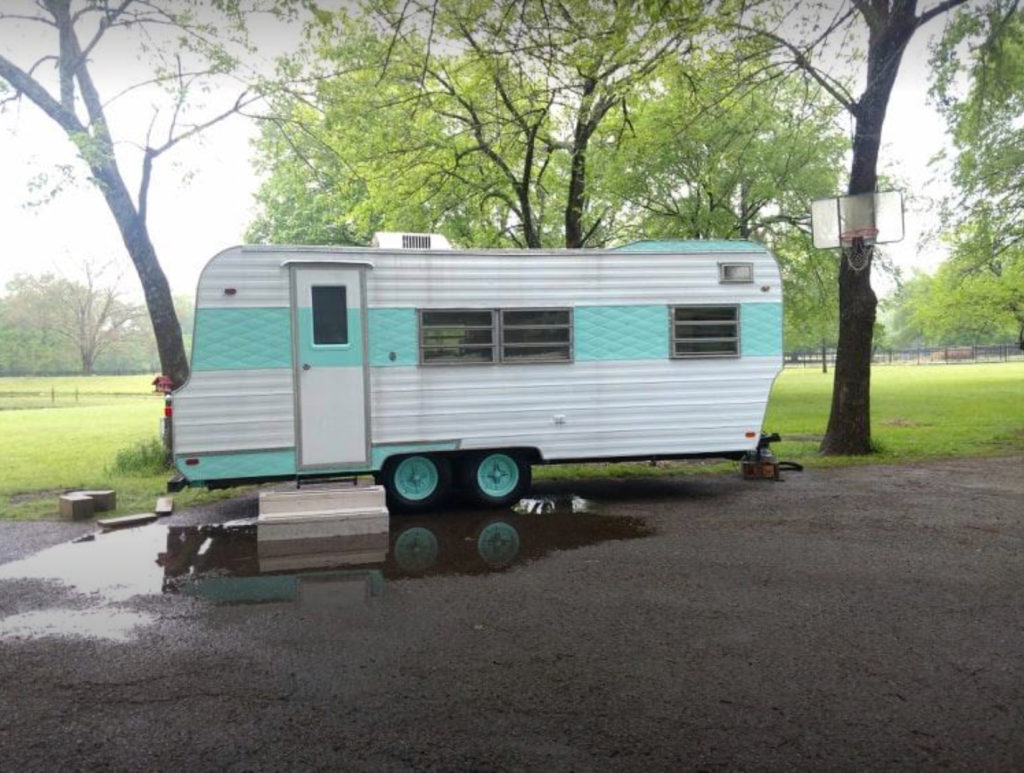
(0, 262, 193, 376)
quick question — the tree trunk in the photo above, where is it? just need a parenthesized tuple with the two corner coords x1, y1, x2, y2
(819, 13, 913, 456)
(91, 162, 190, 387)
(565, 141, 588, 248)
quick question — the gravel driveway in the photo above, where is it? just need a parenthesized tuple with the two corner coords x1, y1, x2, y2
(0, 456, 1022, 770)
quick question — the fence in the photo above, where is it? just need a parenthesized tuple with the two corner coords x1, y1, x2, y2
(0, 389, 156, 410)
(785, 343, 1024, 369)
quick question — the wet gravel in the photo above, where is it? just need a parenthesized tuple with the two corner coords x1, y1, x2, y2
(1, 456, 1023, 770)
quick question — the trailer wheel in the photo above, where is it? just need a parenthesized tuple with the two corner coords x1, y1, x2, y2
(463, 452, 531, 507)
(384, 454, 451, 511)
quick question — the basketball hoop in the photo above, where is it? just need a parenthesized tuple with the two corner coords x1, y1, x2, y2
(810, 191, 904, 273)
(840, 226, 879, 272)
(839, 226, 880, 248)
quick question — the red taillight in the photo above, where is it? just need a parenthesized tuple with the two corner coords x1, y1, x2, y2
(745, 431, 757, 438)
(185, 458, 199, 466)
(164, 395, 173, 418)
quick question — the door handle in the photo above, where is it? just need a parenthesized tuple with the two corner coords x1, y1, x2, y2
(302, 363, 312, 371)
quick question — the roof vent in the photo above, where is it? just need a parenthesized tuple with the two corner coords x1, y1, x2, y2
(372, 232, 453, 250)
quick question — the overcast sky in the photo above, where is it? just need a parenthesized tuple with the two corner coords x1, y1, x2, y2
(0, 3, 955, 302)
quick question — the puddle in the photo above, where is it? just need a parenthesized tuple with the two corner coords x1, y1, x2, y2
(0, 496, 651, 637)
(0, 608, 156, 642)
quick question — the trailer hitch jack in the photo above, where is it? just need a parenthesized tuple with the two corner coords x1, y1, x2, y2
(742, 433, 803, 481)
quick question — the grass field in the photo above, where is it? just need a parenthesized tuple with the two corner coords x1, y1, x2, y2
(1, 364, 1022, 519)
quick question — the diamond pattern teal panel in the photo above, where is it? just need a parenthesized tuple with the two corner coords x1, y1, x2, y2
(575, 305, 668, 361)
(741, 303, 783, 357)
(192, 308, 292, 371)
(175, 449, 296, 481)
(615, 240, 766, 253)
(368, 308, 418, 366)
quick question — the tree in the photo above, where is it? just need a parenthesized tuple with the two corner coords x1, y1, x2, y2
(739, 0, 970, 454)
(0, 1, 297, 387)
(4, 261, 144, 375)
(931, 1, 1024, 342)
(252, 0, 715, 249)
(602, 53, 846, 363)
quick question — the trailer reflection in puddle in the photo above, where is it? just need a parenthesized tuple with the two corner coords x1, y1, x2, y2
(163, 495, 651, 604)
(0, 495, 652, 639)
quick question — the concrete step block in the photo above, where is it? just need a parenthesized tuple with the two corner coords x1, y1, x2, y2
(259, 485, 386, 516)
(60, 493, 94, 521)
(155, 496, 173, 516)
(97, 512, 157, 530)
(73, 490, 116, 512)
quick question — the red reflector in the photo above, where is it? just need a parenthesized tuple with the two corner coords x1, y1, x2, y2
(164, 404, 173, 418)
(745, 431, 757, 438)
(185, 458, 199, 466)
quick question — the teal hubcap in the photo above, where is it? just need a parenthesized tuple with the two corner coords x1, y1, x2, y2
(393, 456, 439, 501)
(476, 453, 519, 497)
(477, 521, 521, 567)
(394, 527, 440, 573)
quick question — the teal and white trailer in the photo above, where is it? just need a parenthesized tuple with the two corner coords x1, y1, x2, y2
(170, 236, 784, 508)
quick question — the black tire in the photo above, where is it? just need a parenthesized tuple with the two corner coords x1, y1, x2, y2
(461, 451, 531, 508)
(383, 454, 452, 512)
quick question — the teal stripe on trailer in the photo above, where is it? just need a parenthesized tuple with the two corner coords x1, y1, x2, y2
(741, 303, 783, 357)
(575, 305, 669, 361)
(614, 240, 766, 253)
(296, 308, 364, 367)
(175, 441, 461, 481)
(175, 449, 296, 480)
(192, 308, 292, 371)
(368, 308, 418, 366)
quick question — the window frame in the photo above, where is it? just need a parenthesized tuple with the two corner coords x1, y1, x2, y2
(718, 262, 755, 284)
(499, 307, 574, 364)
(669, 304, 741, 359)
(417, 307, 574, 366)
(418, 308, 499, 365)
(310, 284, 351, 348)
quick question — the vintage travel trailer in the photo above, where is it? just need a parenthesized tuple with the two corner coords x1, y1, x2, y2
(170, 235, 784, 508)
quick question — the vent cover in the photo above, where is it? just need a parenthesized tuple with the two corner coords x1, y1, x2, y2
(372, 232, 454, 250)
(402, 234, 432, 249)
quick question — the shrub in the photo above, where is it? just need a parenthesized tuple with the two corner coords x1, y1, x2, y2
(109, 437, 168, 475)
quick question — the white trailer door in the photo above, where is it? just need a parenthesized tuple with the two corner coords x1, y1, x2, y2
(291, 265, 370, 469)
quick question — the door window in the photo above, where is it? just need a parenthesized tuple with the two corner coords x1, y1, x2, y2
(311, 286, 348, 345)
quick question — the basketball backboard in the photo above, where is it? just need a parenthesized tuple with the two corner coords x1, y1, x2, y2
(811, 191, 905, 249)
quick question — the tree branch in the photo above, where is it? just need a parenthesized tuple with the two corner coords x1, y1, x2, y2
(0, 53, 85, 133)
(917, 0, 970, 28)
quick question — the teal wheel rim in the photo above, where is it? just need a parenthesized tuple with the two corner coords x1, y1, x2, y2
(476, 453, 520, 498)
(393, 456, 440, 501)
(393, 527, 440, 573)
(477, 521, 521, 567)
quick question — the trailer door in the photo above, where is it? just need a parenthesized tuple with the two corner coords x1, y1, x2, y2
(291, 265, 370, 469)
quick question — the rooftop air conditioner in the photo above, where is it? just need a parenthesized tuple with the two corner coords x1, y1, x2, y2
(372, 232, 454, 250)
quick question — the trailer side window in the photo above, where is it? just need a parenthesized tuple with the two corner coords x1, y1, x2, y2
(311, 286, 348, 345)
(420, 310, 497, 363)
(718, 262, 754, 283)
(670, 306, 739, 358)
(501, 309, 572, 362)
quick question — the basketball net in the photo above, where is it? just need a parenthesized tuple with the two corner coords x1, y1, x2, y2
(840, 227, 878, 272)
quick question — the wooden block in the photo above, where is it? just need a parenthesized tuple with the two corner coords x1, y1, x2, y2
(97, 512, 157, 530)
(74, 489, 116, 512)
(60, 493, 94, 521)
(155, 496, 173, 516)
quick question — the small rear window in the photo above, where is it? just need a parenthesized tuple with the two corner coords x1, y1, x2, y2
(311, 286, 348, 345)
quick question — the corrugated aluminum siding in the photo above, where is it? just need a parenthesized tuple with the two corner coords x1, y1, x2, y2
(368, 358, 778, 459)
(175, 244, 782, 463)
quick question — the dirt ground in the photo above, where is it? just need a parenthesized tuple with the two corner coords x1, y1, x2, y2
(0, 456, 1022, 770)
